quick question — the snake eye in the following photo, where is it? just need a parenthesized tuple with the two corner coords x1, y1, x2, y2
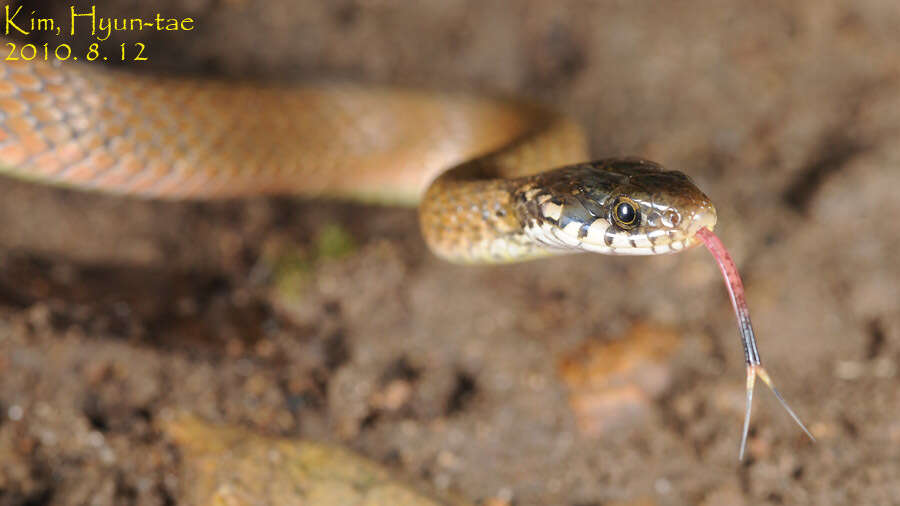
(611, 197, 640, 230)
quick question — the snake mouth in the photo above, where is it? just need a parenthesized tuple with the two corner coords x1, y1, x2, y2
(683, 204, 718, 246)
(650, 206, 718, 254)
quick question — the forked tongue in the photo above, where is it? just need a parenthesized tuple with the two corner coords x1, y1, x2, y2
(695, 227, 814, 460)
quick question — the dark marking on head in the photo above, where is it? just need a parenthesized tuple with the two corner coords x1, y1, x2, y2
(603, 228, 614, 247)
(578, 222, 590, 239)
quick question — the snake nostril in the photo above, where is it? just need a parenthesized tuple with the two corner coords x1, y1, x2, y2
(666, 210, 681, 227)
(660, 209, 681, 228)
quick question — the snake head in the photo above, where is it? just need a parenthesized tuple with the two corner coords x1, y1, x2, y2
(516, 159, 717, 255)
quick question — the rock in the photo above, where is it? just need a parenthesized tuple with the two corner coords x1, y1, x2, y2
(558, 323, 682, 436)
(162, 415, 469, 506)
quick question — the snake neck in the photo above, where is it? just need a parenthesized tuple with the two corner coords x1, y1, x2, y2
(417, 112, 589, 264)
(418, 173, 554, 264)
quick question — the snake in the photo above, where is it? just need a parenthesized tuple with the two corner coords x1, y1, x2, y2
(0, 50, 813, 458)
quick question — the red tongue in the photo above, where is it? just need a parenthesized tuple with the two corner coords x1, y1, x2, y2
(695, 227, 814, 460)
(695, 228, 760, 366)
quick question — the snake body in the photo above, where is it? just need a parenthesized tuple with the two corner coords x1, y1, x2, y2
(0, 55, 716, 263)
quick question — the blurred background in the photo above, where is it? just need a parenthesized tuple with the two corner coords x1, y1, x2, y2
(1, 0, 898, 504)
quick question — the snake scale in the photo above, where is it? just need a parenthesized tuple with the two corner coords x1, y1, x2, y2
(0, 47, 812, 458)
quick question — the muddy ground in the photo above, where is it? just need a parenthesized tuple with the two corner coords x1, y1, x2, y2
(1, 0, 899, 504)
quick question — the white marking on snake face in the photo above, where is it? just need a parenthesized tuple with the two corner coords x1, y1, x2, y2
(541, 201, 563, 221)
(524, 221, 570, 250)
(647, 228, 668, 244)
(580, 243, 611, 253)
(601, 228, 634, 250)
(582, 243, 652, 255)
(556, 221, 584, 246)
(628, 234, 653, 248)
(585, 219, 610, 244)
(525, 214, 686, 256)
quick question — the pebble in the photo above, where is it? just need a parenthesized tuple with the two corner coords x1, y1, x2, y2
(557, 323, 682, 436)
(163, 414, 471, 505)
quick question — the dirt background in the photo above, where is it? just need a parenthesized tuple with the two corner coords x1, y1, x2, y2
(2, 0, 900, 504)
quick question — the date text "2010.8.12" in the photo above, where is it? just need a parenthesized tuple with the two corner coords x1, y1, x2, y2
(5, 42, 149, 62)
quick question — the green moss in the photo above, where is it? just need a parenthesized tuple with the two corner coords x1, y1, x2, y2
(271, 251, 313, 301)
(314, 224, 356, 260)
(268, 224, 357, 303)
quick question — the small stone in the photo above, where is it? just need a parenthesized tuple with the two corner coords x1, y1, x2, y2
(162, 414, 468, 505)
(7, 404, 23, 421)
(835, 360, 864, 380)
(371, 379, 413, 411)
(558, 323, 682, 436)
